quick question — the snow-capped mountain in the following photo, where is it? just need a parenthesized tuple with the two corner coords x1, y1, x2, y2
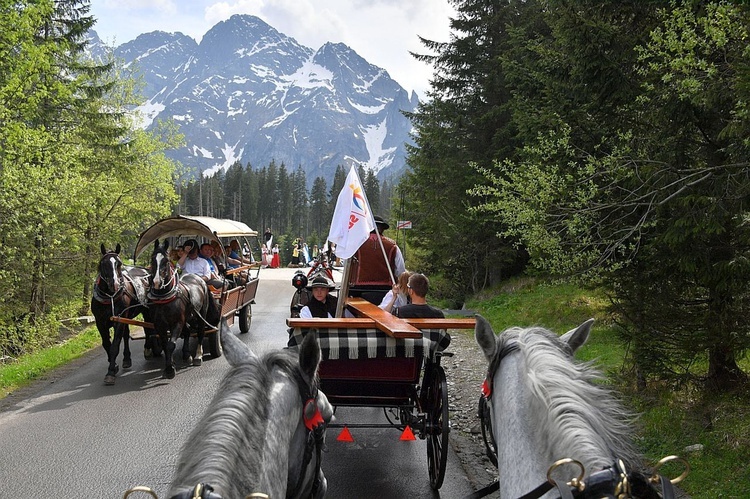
(88, 14, 419, 186)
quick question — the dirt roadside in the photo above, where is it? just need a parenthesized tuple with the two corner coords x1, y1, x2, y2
(443, 329, 500, 495)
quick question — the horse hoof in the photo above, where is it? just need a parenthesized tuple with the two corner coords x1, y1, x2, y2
(104, 375, 116, 385)
(123, 359, 132, 369)
(192, 357, 202, 367)
(143, 348, 153, 359)
(164, 368, 176, 379)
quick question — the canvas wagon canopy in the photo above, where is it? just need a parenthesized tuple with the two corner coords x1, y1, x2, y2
(134, 215, 258, 258)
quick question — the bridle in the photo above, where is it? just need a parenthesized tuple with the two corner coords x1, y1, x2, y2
(148, 254, 179, 303)
(470, 341, 686, 499)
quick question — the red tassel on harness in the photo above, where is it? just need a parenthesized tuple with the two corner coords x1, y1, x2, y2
(303, 398, 325, 431)
(481, 378, 492, 398)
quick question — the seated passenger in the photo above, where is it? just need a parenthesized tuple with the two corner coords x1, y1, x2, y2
(379, 270, 414, 313)
(299, 275, 338, 319)
(393, 273, 444, 319)
(178, 239, 224, 289)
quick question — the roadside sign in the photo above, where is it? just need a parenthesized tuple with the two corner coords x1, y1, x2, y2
(397, 220, 412, 229)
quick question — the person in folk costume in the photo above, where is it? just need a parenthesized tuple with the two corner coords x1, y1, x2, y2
(349, 215, 406, 304)
(290, 238, 301, 267)
(271, 244, 281, 268)
(298, 275, 338, 319)
(261, 244, 269, 268)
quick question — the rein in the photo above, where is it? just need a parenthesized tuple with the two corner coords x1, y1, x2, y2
(471, 341, 684, 499)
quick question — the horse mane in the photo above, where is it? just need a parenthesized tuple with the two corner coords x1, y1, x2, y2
(498, 326, 641, 472)
(170, 348, 307, 497)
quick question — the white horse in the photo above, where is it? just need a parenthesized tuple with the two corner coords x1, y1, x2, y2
(166, 319, 333, 499)
(475, 315, 672, 499)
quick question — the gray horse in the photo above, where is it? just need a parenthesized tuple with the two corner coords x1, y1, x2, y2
(168, 319, 333, 498)
(475, 315, 667, 499)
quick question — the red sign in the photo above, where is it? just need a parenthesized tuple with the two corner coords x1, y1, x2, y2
(397, 221, 412, 229)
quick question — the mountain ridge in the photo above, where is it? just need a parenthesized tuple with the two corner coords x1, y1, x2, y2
(88, 14, 418, 187)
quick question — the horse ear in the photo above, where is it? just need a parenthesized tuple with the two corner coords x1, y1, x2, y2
(115, 243, 121, 254)
(560, 318, 594, 354)
(164, 239, 170, 251)
(219, 317, 256, 366)
(298, 330, 321, 385)
(474, 315, 498, 362)
(101, 243, 106, 255)
(153, 239, 159, 251)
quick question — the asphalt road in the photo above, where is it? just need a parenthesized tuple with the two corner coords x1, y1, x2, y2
(0, 267, 474, 498)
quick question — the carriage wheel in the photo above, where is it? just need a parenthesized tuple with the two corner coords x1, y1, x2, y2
(239, 304, 252, 334)
(207, 328, 223, 358)
(426, 364, 449, 490)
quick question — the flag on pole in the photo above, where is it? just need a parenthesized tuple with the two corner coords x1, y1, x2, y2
(327, 166, 375, 259)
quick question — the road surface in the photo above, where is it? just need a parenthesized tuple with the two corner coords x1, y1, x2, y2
(0, 267, 474, 497)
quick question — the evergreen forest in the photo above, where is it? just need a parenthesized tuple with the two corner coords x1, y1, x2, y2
(2, 0, 750, 399)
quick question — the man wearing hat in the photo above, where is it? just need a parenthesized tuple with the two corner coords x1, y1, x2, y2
(299, 275, 339, 319)
(348, 215, 406, 304)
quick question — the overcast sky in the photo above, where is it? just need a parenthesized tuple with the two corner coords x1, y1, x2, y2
(88, 0, 456, 99)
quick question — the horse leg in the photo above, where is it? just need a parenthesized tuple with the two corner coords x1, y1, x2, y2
(163, 330, 177, 379)
(181, 326, 192, 364)
(104, 328, 120, 385)
(192, 327, 204, 366)
(121, 324, 132, 369)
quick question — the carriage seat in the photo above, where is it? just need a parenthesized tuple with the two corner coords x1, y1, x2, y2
(288, 327, 450, 406)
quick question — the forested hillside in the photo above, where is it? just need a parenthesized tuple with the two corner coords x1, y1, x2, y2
(404, 0, 750, 391)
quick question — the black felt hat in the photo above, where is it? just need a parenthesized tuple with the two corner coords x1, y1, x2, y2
(373, 215, 389, 230)
(307, 275, 336, 289)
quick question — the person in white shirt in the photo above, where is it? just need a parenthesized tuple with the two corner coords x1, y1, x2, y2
(378, 270, 413, 313)
(178, 239, 224, 289)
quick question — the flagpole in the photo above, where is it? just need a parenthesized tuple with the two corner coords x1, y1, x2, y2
(335, 258, 352, 318)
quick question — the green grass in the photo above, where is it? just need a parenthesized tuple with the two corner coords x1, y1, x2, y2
(0, 326, 100, 399)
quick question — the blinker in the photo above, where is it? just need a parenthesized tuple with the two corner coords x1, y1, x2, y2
(303, 398, 325, 431)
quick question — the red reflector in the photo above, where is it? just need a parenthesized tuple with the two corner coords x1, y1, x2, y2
(399, 425, 416, 441)
(336, 426, 354, 442)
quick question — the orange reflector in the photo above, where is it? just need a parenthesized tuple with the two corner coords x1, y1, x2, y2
(336, 426, 354, 442)
(400, 425, 416, 441)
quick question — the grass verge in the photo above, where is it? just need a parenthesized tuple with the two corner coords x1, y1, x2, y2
(0, 326, 100, 400)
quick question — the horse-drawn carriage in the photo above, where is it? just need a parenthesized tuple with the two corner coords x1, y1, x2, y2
(96, 215, 260, 383)
(286, 273, 475, 490)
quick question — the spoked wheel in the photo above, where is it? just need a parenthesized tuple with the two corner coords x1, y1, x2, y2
(239, 304, 252, 334)
(426, 364, 449, 490)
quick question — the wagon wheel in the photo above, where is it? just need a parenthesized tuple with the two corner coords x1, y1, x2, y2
(239, 303, 252, 334)
(207, 327, 223, 358)
(426, 364, 449, 490)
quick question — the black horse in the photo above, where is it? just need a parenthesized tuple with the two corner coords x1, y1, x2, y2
(148, 239, 220, 379)
(91, 244, 155, 385)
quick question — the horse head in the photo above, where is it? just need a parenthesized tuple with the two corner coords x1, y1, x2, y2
(149, 239, 173, 292)
(475, 315, 649, 499)
(168, 319, 332, 499)
(97, 243, 123, 293)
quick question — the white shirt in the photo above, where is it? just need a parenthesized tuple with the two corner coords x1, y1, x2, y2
(378, 289, 409, 311)
(181, 256, 211, 277)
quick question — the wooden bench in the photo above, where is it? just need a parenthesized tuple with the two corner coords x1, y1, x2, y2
(286, 296, 476, 338)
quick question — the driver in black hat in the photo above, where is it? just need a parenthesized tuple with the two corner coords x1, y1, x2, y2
(349, 215, 406, 304)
